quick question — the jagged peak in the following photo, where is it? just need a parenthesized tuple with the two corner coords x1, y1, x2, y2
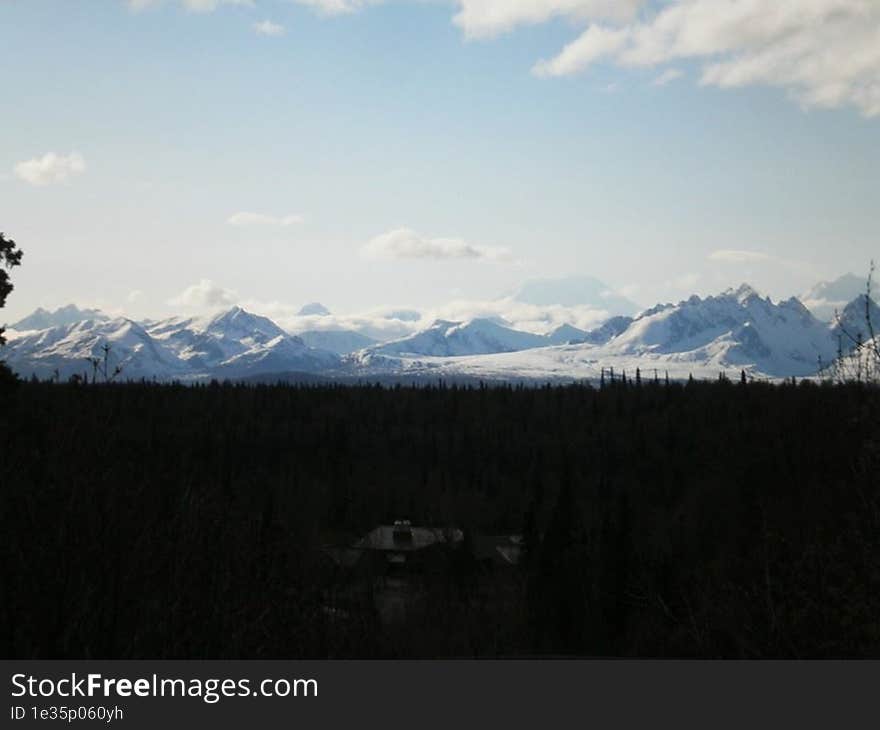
(722, 283, 761, 303)
(208, 305, 246, 324)
(11, 303, 110, 331)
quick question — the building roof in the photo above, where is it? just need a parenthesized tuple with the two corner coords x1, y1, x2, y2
(354, 524, 464, 552)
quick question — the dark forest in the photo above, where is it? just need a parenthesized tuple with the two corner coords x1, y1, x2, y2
(2, 378, 878, 658)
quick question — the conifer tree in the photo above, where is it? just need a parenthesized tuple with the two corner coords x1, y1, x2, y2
(0, 231, 24, 347)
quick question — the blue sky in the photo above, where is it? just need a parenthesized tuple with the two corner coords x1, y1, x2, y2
(2, 0, 878, 325)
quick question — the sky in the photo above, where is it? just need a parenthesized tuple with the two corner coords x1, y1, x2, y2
(1, 0, 879, 329)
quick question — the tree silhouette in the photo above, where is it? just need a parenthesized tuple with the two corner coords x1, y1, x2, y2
(825, 262, 880, 384)
(0, 231, 24, 347)
(0, 231, 24, 385)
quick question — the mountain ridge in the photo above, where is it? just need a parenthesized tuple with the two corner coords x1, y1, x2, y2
(5, 284, 875, 382)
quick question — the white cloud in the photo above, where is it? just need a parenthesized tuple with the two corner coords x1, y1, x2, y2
(253, 303, 421, 341)
(425, 297, 610, 334)
(127, 289, 145, 303)
(253, 19, 286, 36)
(363, 227, 514, 263)
(169, 279, 239, 308)
(288, 0, 641, 31)
(532, 1, 880, 118)
(709, 249, 772, 263)
(534, 25, 630, 77)
(129, 0, 253, 12)
(227, 211, 304, 226)
(251, 297, 612, 341)
(288, 0, 381, 16)
(653, 68, 683, 86)
(452, 0, 644, 39)
(14, 152, 86, 186)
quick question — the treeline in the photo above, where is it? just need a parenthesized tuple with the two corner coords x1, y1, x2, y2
(1, 378, 878, 658)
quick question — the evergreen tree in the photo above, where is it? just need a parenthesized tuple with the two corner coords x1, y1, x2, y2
(0, 231, 23, 384)
(0, 231, 24, 347)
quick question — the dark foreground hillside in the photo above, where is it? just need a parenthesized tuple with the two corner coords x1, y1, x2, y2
(1, 378, 879, 658)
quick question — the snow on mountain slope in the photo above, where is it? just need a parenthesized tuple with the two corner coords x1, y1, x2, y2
(147, 306, 340, 376)
(211, 332, 340, 378)
(352, 285, 839, 381)
(365, 318, 548, 357)
(346, 343, 731, 383)
(545, 323, 588, 345)
(296, 329, 377, 355)
(4, 306, 341, 381)
(4, 317, 188, 380)
(579, 316, 633, 345)
(5, 286, 855, 383)
(603, 285, 835, 376)
(830, 294, 880, 352)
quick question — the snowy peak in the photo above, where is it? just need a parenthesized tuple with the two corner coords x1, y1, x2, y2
(203, 306, 292, 347)
(725, 283, 761, 304)
(546, 323, 588, 345)
(11, 304, 109, 332)
(9, 306, 340, 381)
(831, 294, 880, 351)
(3, 316, 188, 381)
(606, 285, 834, 375)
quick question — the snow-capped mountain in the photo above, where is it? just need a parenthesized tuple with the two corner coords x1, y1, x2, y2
(600, 284, 836, 376)
(146, 306, 340, 377)
(6, 306, 340, 381)
(10, 304, 108, 332)
(3, 317, 188, 381)
(545, 323, 589, 345)
(364, 318, 548, 358)
(353, 285, 842, 381)
(830, 294, 880, 352)
(5, 286, 874, 383)
(578, 316, 633, 345)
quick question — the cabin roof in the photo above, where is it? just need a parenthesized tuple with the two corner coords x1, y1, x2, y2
(354, 525, 464, 552)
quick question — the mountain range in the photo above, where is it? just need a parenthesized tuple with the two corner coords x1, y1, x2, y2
(3, 283, 876, 383)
